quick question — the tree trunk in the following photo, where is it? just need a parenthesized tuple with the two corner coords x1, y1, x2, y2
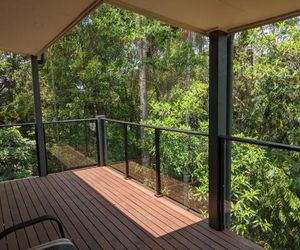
(183, 31, 196, 207)
(136, 15, 149, 166)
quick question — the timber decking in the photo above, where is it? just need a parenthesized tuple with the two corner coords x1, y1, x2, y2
(0, 166, 262, 250)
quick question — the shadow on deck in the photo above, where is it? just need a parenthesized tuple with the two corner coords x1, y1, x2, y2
(0, 166, 262, 249)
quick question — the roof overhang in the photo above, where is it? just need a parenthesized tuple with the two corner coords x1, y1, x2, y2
(0, 0, 299, 56)
(0, 0, 102, 56)
(106, 0, 300, 34)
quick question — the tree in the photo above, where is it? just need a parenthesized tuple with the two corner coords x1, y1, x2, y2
(0, 52, 34, 124)
(0, 127, 37, 180)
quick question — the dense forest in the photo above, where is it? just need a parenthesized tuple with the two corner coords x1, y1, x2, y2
(0, 4, 300, 249)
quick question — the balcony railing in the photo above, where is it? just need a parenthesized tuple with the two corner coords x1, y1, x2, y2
(1, 116, 300, 186)
(104, 117, 209, 215)
(1, 116, 300, 248)
(44, 118, 98, 172)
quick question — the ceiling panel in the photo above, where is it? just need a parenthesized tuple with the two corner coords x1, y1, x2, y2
(0, 0, 299, 55)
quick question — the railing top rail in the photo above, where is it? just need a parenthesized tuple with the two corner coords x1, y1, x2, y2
(220, 135, 300, 152)
(44, 118, 97, 124)
(0, 122, 36, 128)
(2, 117, 299, 152)
(0, 118, 97, 128)
(103, 118, 209, 137)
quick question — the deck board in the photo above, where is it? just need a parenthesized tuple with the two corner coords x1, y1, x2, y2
(0, 182, 19, 250)
(10, 180, 40, 247)
(81, 168, 211, 250)
(21, 178, 60, 242)
(50, 174, 140, 249)
(96, 168, 237, 250)
(15, 180, 50, 244)
(0, 166, 262, 249)
(47, 174, 127, 249)
(62, 171, 162, 249)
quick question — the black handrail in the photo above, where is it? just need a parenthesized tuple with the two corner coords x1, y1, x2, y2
(0, 118, 97, 128)
(0, 122, 35, 128)
(44, 118, 97, 124)
(104, 118, 209, 137)
(2, 118, 299, 154)
(220, 135, 300, 152)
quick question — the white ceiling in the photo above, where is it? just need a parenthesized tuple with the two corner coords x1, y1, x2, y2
(0, 0, 101, 55)
(0, 0, 299, 55)
(106, 0, 300, 33)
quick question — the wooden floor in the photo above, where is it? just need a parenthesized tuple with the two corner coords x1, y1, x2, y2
(0, 166, 262, 250)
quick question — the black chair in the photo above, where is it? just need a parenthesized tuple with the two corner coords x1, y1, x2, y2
(0, 215, 76, 250)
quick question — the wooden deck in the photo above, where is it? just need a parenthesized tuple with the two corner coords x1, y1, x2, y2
(0, 166, 262, 250)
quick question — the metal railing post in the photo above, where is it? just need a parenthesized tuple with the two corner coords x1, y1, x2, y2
(96, 120, 101, 165)
(31, 56, 48, 176)
(155, 128, 162, 197)
(84, 121, 89, 156)
(124, 124, 129, 178)
(96, 115, 107, 166)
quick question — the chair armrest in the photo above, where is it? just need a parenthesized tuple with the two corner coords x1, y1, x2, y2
(0, 215, 65, 240)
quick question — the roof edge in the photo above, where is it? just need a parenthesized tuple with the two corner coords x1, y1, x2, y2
(106, 0, 300, 35)
(105, 0, 208, 35)
(35, 0, 103, 56)
(228, 9, 300, 33)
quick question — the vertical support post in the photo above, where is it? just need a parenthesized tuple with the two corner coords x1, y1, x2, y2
(84, 121, 89, 156)
(225, 35, 234, 228)
(31, 56, 47, 177)
(124, 123, 129, 178)
(96, 120, 101, 165)
(208, 30, 230, 230)
(155, 128, 161, 197)
(97, 115, 107, 166)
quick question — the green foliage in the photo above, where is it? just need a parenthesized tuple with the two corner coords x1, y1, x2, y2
(0, 52, 34, 123)
(231, 20, 300, 248)
(0, 127, 37, 180)
(233, 19, 300, 145)
(0, 4, 299, 249)
(106, 122, 126, 165)
(149, 81, 208, 129)
(230, 137, 300, 249)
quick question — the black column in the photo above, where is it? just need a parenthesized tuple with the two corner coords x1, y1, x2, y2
(208, 30, 232, 230)
(225, 35, 234, 228)
(31, 56, 47, 176)
(96, 115, 107, 166)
